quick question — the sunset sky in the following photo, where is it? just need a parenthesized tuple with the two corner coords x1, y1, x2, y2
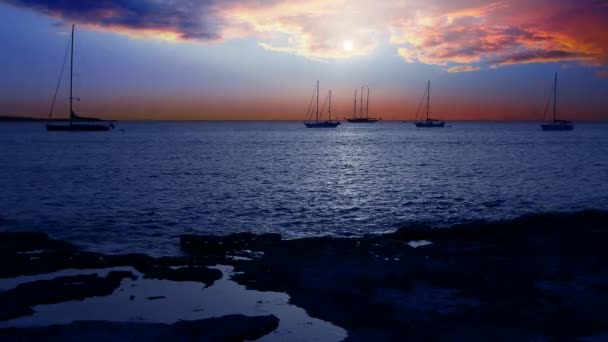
(0, 0, 607, 121)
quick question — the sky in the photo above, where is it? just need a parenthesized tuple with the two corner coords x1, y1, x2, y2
(0, 0, 607, 121)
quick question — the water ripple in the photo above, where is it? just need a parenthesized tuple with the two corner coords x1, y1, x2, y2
(1, 121, 608, 255)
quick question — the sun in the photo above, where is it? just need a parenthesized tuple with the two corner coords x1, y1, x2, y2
(343, 40, 353, 52)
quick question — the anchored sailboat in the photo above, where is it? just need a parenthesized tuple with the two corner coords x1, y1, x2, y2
(541, 73, 573, 131)
(414, 80, 446, 128)
(304, 81, 340, 128)
(46, 25, 114, 132)
(345, 86, 379, 123)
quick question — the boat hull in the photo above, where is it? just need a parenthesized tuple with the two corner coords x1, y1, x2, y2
(541, 124, 573, 131)
(346, 118, 379, 123)
(415, 121, 446, 128)
(305, 121, 340, 128)
(46, 123, 112, 131)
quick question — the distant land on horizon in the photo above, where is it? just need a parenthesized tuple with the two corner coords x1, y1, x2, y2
(0, 115, 54, 122)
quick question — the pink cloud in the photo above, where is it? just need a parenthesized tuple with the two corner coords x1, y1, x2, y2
(447, 65, 481, 73)
(393, 0, 608, 71)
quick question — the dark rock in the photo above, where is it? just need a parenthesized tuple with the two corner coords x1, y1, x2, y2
(146, 296, 166, 300)
(0, 232, 222, 278)
(0, 271, 135, 321)
(0, 232, 106, 278)
(2, 210, 608, 340)
(0, 314, 280, 341)
(180, 233, 281, 256)
(218, 210, 608, 340)
(391, 210, 608, 245)
(0, 232, 77, 254)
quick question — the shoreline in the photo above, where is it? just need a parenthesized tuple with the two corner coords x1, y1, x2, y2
(1, 210, 608, 340)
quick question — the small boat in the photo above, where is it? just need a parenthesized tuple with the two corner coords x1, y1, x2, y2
(345, 86, 379, 123)
(541, 73, 573, 131)
(414, 80, 446, 128)
(46, 25, 114, 132)
(304, 81, 340, 128)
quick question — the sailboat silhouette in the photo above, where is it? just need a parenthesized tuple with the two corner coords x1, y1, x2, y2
(541, 73, 574, 131)
(414, 80, 446, 128)
(304, 81, 340, 128)
(46, 25, 114, 132)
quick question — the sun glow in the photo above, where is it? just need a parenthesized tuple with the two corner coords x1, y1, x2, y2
(343, 40, 353, 52)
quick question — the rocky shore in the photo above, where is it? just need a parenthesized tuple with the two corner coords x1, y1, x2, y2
(1, 210, 608, 340)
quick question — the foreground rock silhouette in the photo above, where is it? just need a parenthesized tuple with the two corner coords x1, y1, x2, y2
(183, 210, 608, 341)
(0, 271, 135, 321)
(1, 210, 608, 340)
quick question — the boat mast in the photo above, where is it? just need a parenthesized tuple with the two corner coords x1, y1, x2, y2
(353, 90, 357, 118)
(360, 86, 364, 118)
(69, 24, 74, 125)
(426, 80, 430, 121)
(366, 87, 370, 119)
(329, 90, 332, 121)
(316, 80, 319, 123)
(553, 72, 557, 122)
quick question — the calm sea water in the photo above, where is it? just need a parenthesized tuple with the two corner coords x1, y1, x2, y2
(1, 121, 607, 255)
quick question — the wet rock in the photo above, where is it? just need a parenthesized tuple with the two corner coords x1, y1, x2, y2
(0, 232, 106, 278)
(0, 232, 222, 279)
(180, 232, 281, 256)
(0, 271, 135, 321)
(0, 232, 76, 255)
(0, 249, 107, 279)
(2, 210, 608, 340)
(391, 210, 608, 245)
(0, 314, 280, 341)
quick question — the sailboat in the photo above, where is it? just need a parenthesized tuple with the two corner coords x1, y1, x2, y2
(414, 80, 446, 128)
(304, 81, 340, 128)
(541, 73, 573, 131)
(345, 86, 379, 123)
(46, 25, 114, 132)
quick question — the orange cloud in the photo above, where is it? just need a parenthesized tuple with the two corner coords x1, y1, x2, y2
(391, 0, 608, 71)
(447, 65, 481, 73)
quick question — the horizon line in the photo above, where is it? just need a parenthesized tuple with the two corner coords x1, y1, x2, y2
(2, 115, 608, 123)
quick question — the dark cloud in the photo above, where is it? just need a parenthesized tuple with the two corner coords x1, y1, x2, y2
(2, 0, 224, 40)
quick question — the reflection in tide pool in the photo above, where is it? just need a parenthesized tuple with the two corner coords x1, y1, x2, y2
(0, 266, 348, 341)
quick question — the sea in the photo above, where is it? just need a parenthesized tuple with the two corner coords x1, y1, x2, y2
(1, 121, 607, 255)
